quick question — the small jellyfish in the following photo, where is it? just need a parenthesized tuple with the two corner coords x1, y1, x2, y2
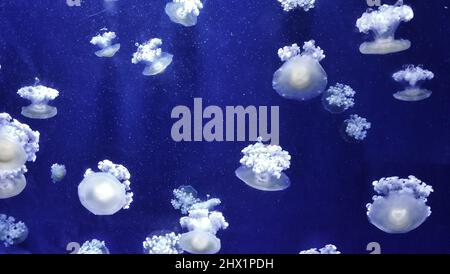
(322, 83, 356, 113)
(0, 113, 39, 199)
(17, 81, 59, 119)
(143, 231, 183, 254)
(77, 239, 109, 254)
(50, 163, 66, 183)
(165, 0, 203, 27)
(392, 65, 435, 102)
(299, 244, 341, 254)
(342, 114, 371, 142)
(367, 176, 433, 234)
(356, 1, 414, 55)
(277, 0, 315, 12)
(90, 29, 120, 58)
(273, 40, 328, 101)
(0, 214, 28, 247)
(78, 160, 134, 215)
(131, 38, 173, 76)
(171, 185, 201, 214)
(235, 137, 291, 191)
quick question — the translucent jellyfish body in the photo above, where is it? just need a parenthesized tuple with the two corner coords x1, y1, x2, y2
(273, 41, 328, 101)
(165, 0, 203, 27)
(0, 214, 28, 247)
(78, 160, 133, 215)
(77, 239, 109, 254)
(322, 83, 356, 113)
(17, 83, 59, 119)
(356, 1, 414, 55)
(367, 176, 433, 234)
(342, 114, 371, 142)
(277, 0, 315, 12)
(131, 38, 173, 76)
(90, 29, 120, 58)
(299, 244, 340, 254)
(143, 232, 182, 254)
(235, 138, 291, 191)
(50, 163, 66, 183)
(171, 185, 201, 214)
(0, 113, 39, 199)
(392, 65, 434, 102)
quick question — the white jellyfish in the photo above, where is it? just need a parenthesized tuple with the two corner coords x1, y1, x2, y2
(0, 113, 39, 199)
(322, 83, 356, 113)
(0, 214, 28, 247)
(392, 65, 435, 102)
(77, 239, 109, 254)
(50, 163, 66, 183)
(78, 160, 134, 215)
(171, 185, 201, 214)
(143, 232, 183, 254)
(131, 38, 173, 76)
(90, 29, 120, 58)
(17, 82, 59, 119)
(235, 137, 291, 191)
(165, 0, 203, 27)
(277, 0, 315, 12)
(342, 114, 371, 142)
(273, 40, 328, 101)
(356, 0, 414, 55)
(367, 176, 433, 234)
(299, 244, 341, 254)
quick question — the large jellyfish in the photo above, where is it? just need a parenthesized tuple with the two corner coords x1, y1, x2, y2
(322, 83, 356, 114)
(367, 176, 433, 234)
(0, 214, 28, 247)
(90, 28, 120, 58)
(77, 239, 110, 254)
(78, 160, 134, 215)
(299, 244, 340, 254)
(131, 38, 173, 76)
(342, 114, 371, 142)
(165, 0, 203, 27)
(356, 1, 414, 55)
(277, 0, 315, 12)
(392, 65, 435, 102)
(273, 41, 328, 101)
(235, 137, 291, 191)
(143, 231, 183, 254)
(17, 81, 59, 119)
(0, 113, 39, 199)
(50, 163, 66, 183)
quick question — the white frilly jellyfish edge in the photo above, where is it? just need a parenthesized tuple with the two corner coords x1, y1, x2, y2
(299, 244, 340, 254)
(17, 84, 59, 119)
(277, 0, 315, 12)
(165, 0, 203, 27)
(392, 65, 434, 101)
(78, 160, 134, 215)
(0, 214, 28, 247)
(143, 232, 182, 254)
(322, 83, 356, 113)
(90, 29, 121, 58)
(343, 114, 371, 142)
(367, 175, 433, 234)
(51, 163, 66, 183)
(77, 239, 109, 254)
(132, 38, 173, 76)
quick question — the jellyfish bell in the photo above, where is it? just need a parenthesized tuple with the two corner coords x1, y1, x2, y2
(165, 0, 203, 27)
(235, 166, 290, 191)
(179, 230, 221, 254)
(0, 134, 27, 172)
(359, 38, 411, 55)
(21, 103, 57, 119)
(94, 43, 121, 58)
(0, 175, 26, 199)
(393, 87, 432, 102)
(142, 52, 174, 76)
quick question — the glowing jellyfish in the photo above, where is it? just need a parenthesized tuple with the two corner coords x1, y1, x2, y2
(277, 0, 315, 12)
(299, 244, 340, 254)
(78, 160, 134, 215)
(171, 185, 201, 214)
(131, 38, 173, 76)
(392, 65, 435, 102)
(165, 0, 203, 27)
(342, 114, 371, 142)
(143, 231, 183, 254)
(273, 40, 328, 101)
(0, 113, 39, 199)
(0, 214, 28, 247)
(77, 239, 109, 254)
(90, 29, 120, 58)
(322, 83, 356, 113)
(17, 81, 59, 119)
(235, 138, 291, 191)
(356, 1, 414, 55)
(367, 176, 433, 234)
(50, 163, 66, 183)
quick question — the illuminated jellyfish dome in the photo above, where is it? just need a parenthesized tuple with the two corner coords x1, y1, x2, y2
(277, 0, 315, 12)
(342, 114, 371, 142)
(165, 0, 203, 27)
(367, 176, 433, 234)
(143, 231, 183, 254)
(0, 214, 28, 247)
(17, 81, 59, 119)
(235, 138, 291, 191)
(77, 239, 110, 254)
(392, 65, 435, 102)
(299, 244, 341, 254)
(90, 28, 120, 58)
(356, 0, 414, 55)
(131, 38, 173, 76)
(78, 160, 134, 215)
(273, 40, 328, 101)
(50, 163, 66, 183)
(0, 113, 39, 199)
(322, 83, 356, 114)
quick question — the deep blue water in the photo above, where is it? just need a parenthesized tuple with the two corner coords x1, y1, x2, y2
(0, 0, 449, 254)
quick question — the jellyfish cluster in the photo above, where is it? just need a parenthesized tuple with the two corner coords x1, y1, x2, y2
(90, 28, 121, 58)
(299, 244, 340, 254)
(343, 114, 371, 142)
(0, 214, 28, 247)
(367, 176, 433, 234)
(17, 83, 59, 119)
(322, 83, 356, 114)
(131, 38, 173, 76)
(143, 232, 183, 254)
(78, 160, 133, 215)
(0, 113, 39, 199)
(277, 0, 315, 12)
(392, 65, 435, 102)
(356, 1, 414, 55)
(165, 0, 203, 27)
(50, 163, 66, 183)
(273, 40, 328, 101)
(77, 239, 110, 254)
